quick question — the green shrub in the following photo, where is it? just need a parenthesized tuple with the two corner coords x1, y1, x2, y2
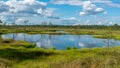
(66, 46, 71, 50)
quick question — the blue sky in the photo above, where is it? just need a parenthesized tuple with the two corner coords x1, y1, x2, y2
(0, 0, 120, 25)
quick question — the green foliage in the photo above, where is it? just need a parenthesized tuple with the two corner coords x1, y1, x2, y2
(72, 46, 78, 49)
(66, 46, 71, 50)
(51, 47, 56, 50)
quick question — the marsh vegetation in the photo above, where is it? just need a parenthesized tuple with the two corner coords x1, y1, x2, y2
(0, 25, 120, 68)
(0, 41, 120, 68)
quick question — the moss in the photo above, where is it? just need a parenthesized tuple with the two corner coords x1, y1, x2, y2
(0, 46, 120, 68)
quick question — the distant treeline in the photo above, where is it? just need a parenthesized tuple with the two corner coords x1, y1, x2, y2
(0, 24, 120, 30)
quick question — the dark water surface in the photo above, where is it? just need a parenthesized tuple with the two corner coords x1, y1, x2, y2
(1, 33, 120, 50)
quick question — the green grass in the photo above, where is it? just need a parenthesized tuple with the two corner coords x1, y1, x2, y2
(0, 39, 120, 68)
(93, 34, 120, 40)
(0, 43, 120, 68)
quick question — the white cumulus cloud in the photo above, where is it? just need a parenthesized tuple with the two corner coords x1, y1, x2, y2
(80, 1, 106, 16)
(0, 0, 59, 19)
(50, 0, 83, 6)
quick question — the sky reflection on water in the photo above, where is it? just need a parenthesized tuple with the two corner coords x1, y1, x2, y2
(1, 33, 120, 50)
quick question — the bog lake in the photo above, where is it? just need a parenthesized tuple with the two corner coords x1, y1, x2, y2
(1, 33, 120, 50)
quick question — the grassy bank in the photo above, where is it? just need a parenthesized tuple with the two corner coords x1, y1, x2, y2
(0, 39, 120, 68)
(1, 46, 120, 68)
